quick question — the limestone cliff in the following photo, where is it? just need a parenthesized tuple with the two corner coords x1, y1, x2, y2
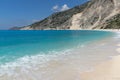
(17, 0, 120, 30)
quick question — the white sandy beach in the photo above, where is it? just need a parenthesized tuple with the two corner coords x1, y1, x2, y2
(80, 55, 120, 80)
(80, 30, 120, 80)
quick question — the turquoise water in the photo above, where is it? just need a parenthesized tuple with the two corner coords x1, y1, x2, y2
(0, 30, 113, 65)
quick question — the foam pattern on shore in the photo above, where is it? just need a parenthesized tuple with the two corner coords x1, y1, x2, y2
(0, 39, 119, 80)
(0, 49, 73, 76)
(114, 32, 120, 39)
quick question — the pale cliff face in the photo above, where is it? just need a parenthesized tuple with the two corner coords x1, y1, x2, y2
(17, 0, 120, 30)
(70, 0, 120, 30)
(70, 13, 83, 30)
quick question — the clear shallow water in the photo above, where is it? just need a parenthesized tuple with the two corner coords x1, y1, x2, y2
(0, 30, 116, 80)
(0, 30, 113, 64)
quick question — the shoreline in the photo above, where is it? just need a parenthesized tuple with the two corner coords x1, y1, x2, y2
(0, 30, 120, 80)
(80, 31, 120, 80)
(9, 29, 120, 31)
(77, 29, 120, 32)
(93, 29, 120, 32)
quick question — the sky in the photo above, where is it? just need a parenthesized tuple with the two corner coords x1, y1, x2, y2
(0, 0, 88, 30)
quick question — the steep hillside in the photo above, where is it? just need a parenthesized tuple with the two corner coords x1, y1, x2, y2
(20, 2, 90, 30)
(14, 0, 120, 30)
(103, 14, 120, 29)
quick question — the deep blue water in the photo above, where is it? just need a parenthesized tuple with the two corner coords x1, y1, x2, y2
(0, 30, 113, 65)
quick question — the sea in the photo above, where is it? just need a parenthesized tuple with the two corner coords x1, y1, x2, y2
(0, 30, 119, 80)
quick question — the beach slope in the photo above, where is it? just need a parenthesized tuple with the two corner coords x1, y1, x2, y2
(81, 47, 120, 80)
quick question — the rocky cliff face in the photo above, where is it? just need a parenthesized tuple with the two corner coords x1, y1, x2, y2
(19, 0, 120, 30)
(70, 0, 120, 29)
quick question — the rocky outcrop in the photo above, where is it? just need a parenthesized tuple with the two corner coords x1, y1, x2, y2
(15, 0, 120, 30)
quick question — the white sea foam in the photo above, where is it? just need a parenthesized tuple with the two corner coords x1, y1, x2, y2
(0, 42, 117, 80)
(0, 49, 73, 77)
(114, 32, 120, 39)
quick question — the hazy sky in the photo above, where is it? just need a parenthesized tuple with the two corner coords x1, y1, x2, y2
(0, 0, 88, 29)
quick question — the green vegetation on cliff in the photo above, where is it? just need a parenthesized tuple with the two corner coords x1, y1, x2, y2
(24, 1, 90, 30)
(105, 14, 120, 29)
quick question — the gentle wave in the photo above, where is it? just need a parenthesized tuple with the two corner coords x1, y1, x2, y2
(114, 32, 120, 39)
(0, 49, 73, 76)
